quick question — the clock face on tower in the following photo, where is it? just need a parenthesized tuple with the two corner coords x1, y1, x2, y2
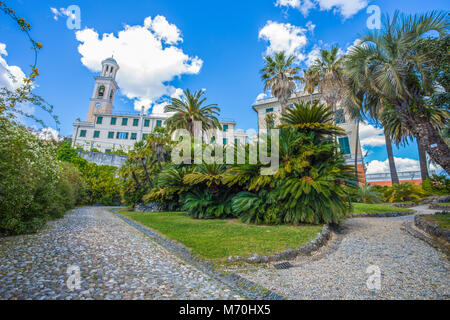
(95, 103, 101, 109)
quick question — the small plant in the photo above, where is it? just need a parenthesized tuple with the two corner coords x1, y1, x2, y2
(422, 175, 450, 196)
(382, 183, 428, 203)
(354, 185, 383, 204)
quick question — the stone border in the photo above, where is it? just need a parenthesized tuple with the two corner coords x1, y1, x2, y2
(112, 210, 285, 300)
(414, 212, 450, 243)
(429, 204, 450, 211)
(229, 224, 332, 264)
(347, 211, 414, 219)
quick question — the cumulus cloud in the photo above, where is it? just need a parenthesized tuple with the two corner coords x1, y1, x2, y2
(359, 123, 385, 148)
(366, 158, 421, 175)
(0, 43, 26, 90)
(259, 21, 314, 60)
(255, 93, 268, 102)
(75, 16, 203, 112)
(275, 0, 368, 19)
(37, 127, 62, 142)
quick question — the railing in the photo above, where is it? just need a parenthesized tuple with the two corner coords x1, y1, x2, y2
(366, 171, 435, 181)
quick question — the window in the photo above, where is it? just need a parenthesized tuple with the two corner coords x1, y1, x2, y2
(109, 90, 114, 101)
(339, 137, 351, 155)
(336, 109, 346, 124)
(156, 120, 162, 127)
(133, 119, 139, 127)
(80, 130, 86, 137)
(105, 149, 111, 154)
(234, 139, 239, 145)
(93, 131, 100, 138)
(116, 132, 129, 140)
(223, 138, 228, 145)
(211, 137, 216, 143)
(223, 124, 229, 132)
(131, 133, 137, 140)
(98, 85, 105, 98)
(144, 119, 150, 127)
(111, 117, 117, 125)
(122, 118, 128, 126)
(108, 132, 114, 139)
(266, 108, 274, 113)
(142, 134, 148, 140)
(96, 116, 103, 124)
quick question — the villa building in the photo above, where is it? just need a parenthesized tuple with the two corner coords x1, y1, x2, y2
(252, 92, 366, 183)
(72, 58, 247, 153)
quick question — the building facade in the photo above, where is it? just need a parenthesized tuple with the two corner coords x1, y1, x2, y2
(72, 58, 247, 153)
(252, 92, 366, 183)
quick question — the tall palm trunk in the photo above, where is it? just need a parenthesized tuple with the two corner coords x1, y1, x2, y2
(384, 131, 399, 185)
(416, 136, 429, 181)
(354, 120, 360, 182)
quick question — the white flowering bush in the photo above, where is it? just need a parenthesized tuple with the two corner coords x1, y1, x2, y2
(0, 117, 85, 235)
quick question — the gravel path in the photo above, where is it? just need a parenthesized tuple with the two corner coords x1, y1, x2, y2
(0, 207, 242, 300)
(237, 213, 449, 300)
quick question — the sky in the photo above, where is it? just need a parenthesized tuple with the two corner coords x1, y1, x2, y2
(0, 0, 448, 174)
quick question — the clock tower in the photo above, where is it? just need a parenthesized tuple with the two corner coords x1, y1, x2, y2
(86, 57, 120, 122)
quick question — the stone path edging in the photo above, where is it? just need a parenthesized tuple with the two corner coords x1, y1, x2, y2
(347, 211, 414, 219)
(113, 211, 285, 300)
(414, 213, 450, 243)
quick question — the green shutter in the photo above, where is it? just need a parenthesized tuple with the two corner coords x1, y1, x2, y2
(93, 131, 100, 138)
(111, 117, 117, 125)
(96, 117, 103, 124)
(156, 120, 162, 127)
(144, 119, 150, 127)
(131, 133, 137, 140)
(133, 119, 139, 126)
(223, 124, 228, 132)
(339, 137, 351, 155)
(108, 132, 114, 139)
(122, 118, 128, 126)
(80, 130, 86, 137)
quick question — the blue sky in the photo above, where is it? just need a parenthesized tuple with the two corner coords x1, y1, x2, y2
(0, 0, 448, 174)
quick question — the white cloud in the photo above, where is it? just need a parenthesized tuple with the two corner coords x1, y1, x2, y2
(50, 7, 75, 21)
(0, 43, 26, 90)
(305, 44, 322, 67)
(359, 123, 385, 148)
(366, 157, 422, 175)
(306, 21, 316, 33)
(75, 16, 203, 112)
(259, 21, 311, 60)
(275, 0, 368, 19)
(255, 93, 268, 102)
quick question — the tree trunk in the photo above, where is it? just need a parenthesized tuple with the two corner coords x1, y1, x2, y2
(140, 158, 153, 188)
(131, 171, 143, 190)
(384, 131, 400, 185)
(394, 101, 450, 174)
(416, 135, 429, 181)
(354, 120, 360, 182)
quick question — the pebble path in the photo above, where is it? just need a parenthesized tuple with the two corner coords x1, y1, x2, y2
(0, 207, 242, 300)
(237, 208, 449, 300)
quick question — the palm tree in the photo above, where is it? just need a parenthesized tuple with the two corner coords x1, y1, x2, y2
(310, 46, 344, 109)
(300, 68, 319, 104)
(260, 51, 300, 114)
(164, 89, 221, 136)
(381, 105, 449, 181)
(344, 11, 450, 174)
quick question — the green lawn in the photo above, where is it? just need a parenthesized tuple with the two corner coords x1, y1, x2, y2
(119, 210, 322, 262)
(351, 203, 414, 214)
(423, 213, 450, 230)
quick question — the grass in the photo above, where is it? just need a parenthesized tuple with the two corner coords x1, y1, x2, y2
(119, 210, 322, 262)
(351, 203, 414, 214)
(422, 213, 450, 231)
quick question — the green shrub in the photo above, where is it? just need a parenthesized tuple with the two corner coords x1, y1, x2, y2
(353, 185, 383, 204)
(0, 118, 86, 235)
(422, 175, 450, 195)
(382, 182, 428, 203)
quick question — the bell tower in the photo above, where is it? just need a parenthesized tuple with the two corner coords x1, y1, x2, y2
(86, 57, 120, 122)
